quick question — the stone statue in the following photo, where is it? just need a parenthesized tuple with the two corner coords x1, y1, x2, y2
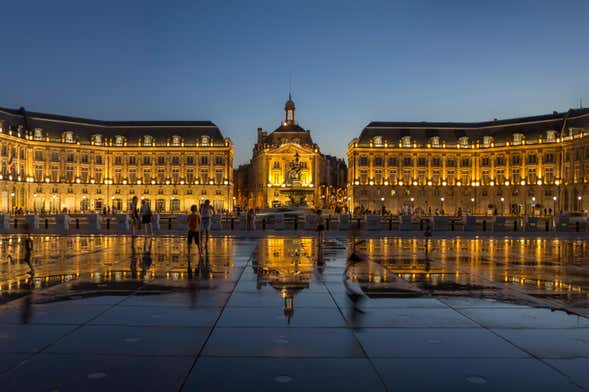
(287, 152, 303, 184)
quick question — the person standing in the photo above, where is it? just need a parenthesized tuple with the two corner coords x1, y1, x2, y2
(140, 199, 153, 235)
(187, 204, 201, 255)
(200, 199, 215, 244)
(130, 196, 139, 237)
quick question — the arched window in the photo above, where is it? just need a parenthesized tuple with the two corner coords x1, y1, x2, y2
(201, 136, 210, 146)
(483, 136, 494, 147)
(430, 136, 440, 147)
(114, 135, 125, 146)
(401, 136, 411, 147)
(458, 136, 469, 147)
(171, 135, 181, 147)
(373, 136, 383, 146)
(143, 135, 153, 146)
(93, 134, 103, 146)
(546, 130, 557, 142)
(513, 133, 524, 145)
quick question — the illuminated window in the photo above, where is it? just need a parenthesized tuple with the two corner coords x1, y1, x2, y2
(546, 130, 556, 142)
(171, 135, 181, 146)
(430, 136, 440, 147)
(114, 135, 125, 146)
(143, 135, 153, 146)
(201, 136, 210, 146)
(80, 167, 89, 182)
(93, 134, 103, 146)
(401, 136, 411, 147)
(64, 131, 75, 143)
(34, 128, 43, 141)
(373, 136, 383, 146)
(459, 136, 469, 147)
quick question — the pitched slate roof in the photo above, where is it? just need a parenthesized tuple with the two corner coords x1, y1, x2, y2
(358, 109, 589, 145)
(0, 107, 226, 145)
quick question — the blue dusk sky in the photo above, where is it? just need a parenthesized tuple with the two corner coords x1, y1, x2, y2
(0, 0, 588, 164)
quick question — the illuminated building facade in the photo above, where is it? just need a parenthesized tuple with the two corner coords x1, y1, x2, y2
(237, 95, 347, 209)
(347, 109, 589, 215)
(0, 107, 234, 213)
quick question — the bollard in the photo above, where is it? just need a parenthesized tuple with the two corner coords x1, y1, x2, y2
(576, 221, 580, 232)
(76, 218, 80, 229)
(388, 218, 392, 231)
(545, 219, 550, 232)
(106, 218, 110, 229)
(45, 218, 49, 229)
(451, 221, 455, 231)
(14, 218, 17, 229)
(231, 217, 235, 231)
(513, 220, 517, 232)
(262, 219, 266, 230)
(168, 218, 172, 230)
(420, 219, 424, 231)
(483, 220, 487, 231)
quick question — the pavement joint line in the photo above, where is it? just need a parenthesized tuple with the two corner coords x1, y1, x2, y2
(447, 301, 588, 391)
(177, 245, 252, 392)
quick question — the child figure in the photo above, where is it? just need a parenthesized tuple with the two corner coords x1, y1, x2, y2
(187, 204, 201, 255)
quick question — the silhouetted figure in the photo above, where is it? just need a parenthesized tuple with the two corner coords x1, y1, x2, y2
(130, 236, 138, 279)
(424, 220, 432, 260)
(187, 204, 201, 255)
(141, 237, 153, 279)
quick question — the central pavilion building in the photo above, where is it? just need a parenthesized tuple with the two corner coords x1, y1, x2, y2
(235, 95, 346, 209)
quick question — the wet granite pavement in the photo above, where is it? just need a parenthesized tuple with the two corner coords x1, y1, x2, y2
(0, 234, 588, 391)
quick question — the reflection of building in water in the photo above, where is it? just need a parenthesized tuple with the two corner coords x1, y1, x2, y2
(253, 238, 315, 320)
(0, 236, 235, 297)
(346, 238, 588, 296)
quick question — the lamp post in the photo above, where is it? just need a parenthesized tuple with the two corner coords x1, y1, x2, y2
(578, 195, 583, 212)
(500, 197, 505, 215)
(552, 196, 557, 215)
(470, 197, 475, 215)
(531, 196, 536, 216)
(440, 197, 445, 215)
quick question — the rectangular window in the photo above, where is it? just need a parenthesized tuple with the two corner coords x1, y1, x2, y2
(482, 170, 490, 185)
(34, 165, 43, 181)
(66, 153, 74, 163)
(80, 154, 89, 164)
(511, 155, 521, 165)
(186, 169, 194, 183)
(495, 169, 505, 183)
(95, 168, 103, 182)
(403, 157, 412, 166)
(143, 156, 151, 165)
(157, 156, 166, 166)
(172, 168, 180, 183)
(186, 156, 194, 165)
(359, 169, 368, 184)
(374, 169, 382, 184)
(417, 157, 427, 167)
(200, 156, 209, 166)
(359, 156, 368, 166)
(527, 154, 537, 164)
(114, 169, 122, 184)
(65, 166, 74, 182)
(171, 157, 180, 165)
(417, 170, 426, 185)
(495, 156, 505, 166)
(34, 151, 44, 161)
(511, 168, 520, 184)
(215, 156, 224, 166)
(403, 169, 412, 183)
(373, 157, 383, 166)
(157, 169, 165, 182)
(95, 155, 103, 165)
(114, 156, 122, 165)
(432, 157, 441, 167)
(81, 167, 89, 183)
(51, 152, 59, 162)
(481, 157, 490, 166)
(200, 169, 209, 183)
(51, 166, 59, 182)
(128, 156, 137, 165)
(215, 169, 224, 184)
(143, 169, 151, 182)
(129, 169, 137, 183)
(387, 157, 398, 166)
(446, 170, 455, 185)
(461, 158, 470, 167)
(432, 170, 441, 185)
(461, 171, 470, 184)
(527, 168, 537, 184)
(388, 170, 397, 183)
(543, 153, 554, 164)
(446, 158, 456, 167)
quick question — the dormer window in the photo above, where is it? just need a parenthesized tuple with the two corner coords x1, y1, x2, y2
(430, 136, 440, 147)
(171, 135, 181, 147)
(63, 131, 75, 143)
(546, 130, 556, 142)
(513, 133, 524, 145)
(114, 135, 125, 146)
(201, 136, 210, 146)
(401, 136, 411, 147)
(34, 128, 43, 141)
(483, 136, 494, 147)
(143, 135, 153, 146)
(373, 136, 383, 146)
(459, 136, 469, 147)
(93, 134, 103, 146)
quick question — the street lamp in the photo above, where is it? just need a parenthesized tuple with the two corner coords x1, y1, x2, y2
(578, 195, 583, 211)
(500, 197, 505, 215)
(440, 197, 445, 215)
(470, 197, 475, 215)
(531, 196, 536, 216)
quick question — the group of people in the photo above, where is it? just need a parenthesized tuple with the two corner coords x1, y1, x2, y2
(129, 196, 154, 236)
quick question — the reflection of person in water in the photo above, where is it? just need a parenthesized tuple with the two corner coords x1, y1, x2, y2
(141, 237, 153, 279)
(424, 220, 432, 262)
(196, 251, 210, 279)
(20, 224, 35, 323)
(344, 239, 367, 327)
(130, 236, 138, 279)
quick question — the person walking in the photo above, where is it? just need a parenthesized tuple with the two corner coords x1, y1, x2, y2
(140, 199, 153, 235)
(130, 196, 139, 237)
(200, 199, 215, 245)
(187, 204, 201, 255)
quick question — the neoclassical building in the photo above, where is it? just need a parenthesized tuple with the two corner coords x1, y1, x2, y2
(347, 108, 589, 215)
(0, 107, 234, 214)
(235, 96, 346, 209)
